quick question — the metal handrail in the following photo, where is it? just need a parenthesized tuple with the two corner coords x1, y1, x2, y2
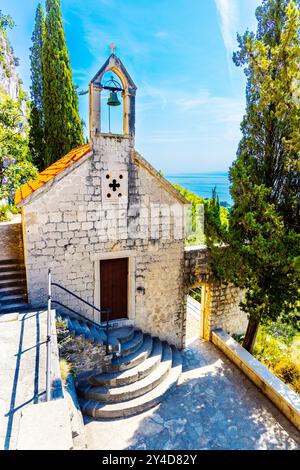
(51, 282, 106, 317)
(51, 300, 106, 330)
(46, 269, 111, 402)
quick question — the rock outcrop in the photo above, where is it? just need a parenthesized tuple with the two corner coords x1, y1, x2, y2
(0, 32, 20, 100)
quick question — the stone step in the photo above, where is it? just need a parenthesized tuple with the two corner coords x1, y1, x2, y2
(0, 286, 27, 296)
(78, 320, 94, 342)
(79, 347, 182, 419)
(67, 317, 87, 340)
(0, 293, 27, 304)
(108, 326, 135, 345)
(105, 335, 153, 372)
(57, 312, 107, 346)
(0, 271, 26, 281)
(77, 342, 172, 403)
(89, 324, 107, 345)
(0, 279, 26, 289)
(0, 259, 23, 266)
(0, 263, 25, 273)
(120, 330, 144, 357)
(0, 302, 30, 314)
(89, 338, 163, 387)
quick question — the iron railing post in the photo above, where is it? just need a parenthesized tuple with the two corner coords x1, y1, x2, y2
(106, 309, 110, 354)
(50, 277, 112, 357)
(46, 268, 52, 402)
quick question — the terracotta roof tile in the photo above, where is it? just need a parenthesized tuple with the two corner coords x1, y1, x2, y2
(15, 143, 91, 206)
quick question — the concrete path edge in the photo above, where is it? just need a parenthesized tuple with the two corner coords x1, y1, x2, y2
(212, 328, 300, 431)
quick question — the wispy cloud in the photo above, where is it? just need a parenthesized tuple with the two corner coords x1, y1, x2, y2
(214, 0, 239, 67)
(154, 31, 168, 39)
(139, 83, 244, 126)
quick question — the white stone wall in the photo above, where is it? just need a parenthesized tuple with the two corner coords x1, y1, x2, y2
(22, 135, 186, 348)
(209, 283, 248, 336)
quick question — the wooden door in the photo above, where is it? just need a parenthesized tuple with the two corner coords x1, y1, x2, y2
(100, 258, 128, 320)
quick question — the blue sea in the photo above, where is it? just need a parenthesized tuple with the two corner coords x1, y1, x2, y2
(166, 172, 232, 207)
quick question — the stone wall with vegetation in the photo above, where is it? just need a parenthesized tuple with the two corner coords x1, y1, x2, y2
(57, 321, 111, 377)
(21, 135, 187, 348)
(0, 220, 24, 260)
(185, 245, 248, 338)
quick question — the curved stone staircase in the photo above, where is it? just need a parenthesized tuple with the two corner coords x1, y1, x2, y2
(58, 313, 182, 419)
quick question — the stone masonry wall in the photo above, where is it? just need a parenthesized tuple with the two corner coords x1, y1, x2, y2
(57, 323, 111, 378)
(0, 220, 24, 261)
(22, 135, 186, 348)
(185, 246, 248, 337)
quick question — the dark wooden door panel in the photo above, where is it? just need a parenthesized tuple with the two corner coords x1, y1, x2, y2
(100, 258, 128, 320)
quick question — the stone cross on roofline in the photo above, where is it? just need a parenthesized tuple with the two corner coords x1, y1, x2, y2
(109, 43, 116, 55)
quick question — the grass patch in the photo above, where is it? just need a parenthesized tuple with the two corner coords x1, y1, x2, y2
(59, 358, 74, 385)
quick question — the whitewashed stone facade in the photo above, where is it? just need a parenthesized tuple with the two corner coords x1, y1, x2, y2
(21, 135, 187, 348)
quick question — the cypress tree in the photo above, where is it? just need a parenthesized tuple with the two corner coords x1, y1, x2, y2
(208, 0, 300, 352)
(42, 0, 83, 167)
(29, 4, 45, 170)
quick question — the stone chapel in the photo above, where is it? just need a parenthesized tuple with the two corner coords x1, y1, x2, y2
(15, 50, 191, 348)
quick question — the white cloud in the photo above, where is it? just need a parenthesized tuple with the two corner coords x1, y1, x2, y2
(154, 31, 168, 39)
(214, 0, 239, 63)
(139, 83, 244, 126)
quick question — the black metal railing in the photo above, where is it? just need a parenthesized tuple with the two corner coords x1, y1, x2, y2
(46, 269, 112, 401)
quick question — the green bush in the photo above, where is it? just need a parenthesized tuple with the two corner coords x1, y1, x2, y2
(0, 203, 21, 222)
(0, 205, 11, 222)
(234, 323, 300, 394)
(253, 328, 288, 366)
(9, 205, 21, 214)
(272, 357, 300, 394)
(252, 325, 300, 394)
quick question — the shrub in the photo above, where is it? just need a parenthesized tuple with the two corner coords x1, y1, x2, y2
(0, 203, 22, 221)
(272, 357, 300, 394)
(0, 204, 11, 222)
(253, 328, 288, 366)
(9, 205, 21, 214)
(251, 325, 300, 394)
(59, 358, 73, 385)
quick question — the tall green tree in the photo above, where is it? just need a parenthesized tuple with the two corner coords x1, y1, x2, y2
(0, 88, 38, 201)
(42, 0, 83, 167)
(0, 11, 37, 201)
(208, 0, 300, 352)
(0, 10, 14, 31)
(29, 4, 45, 170)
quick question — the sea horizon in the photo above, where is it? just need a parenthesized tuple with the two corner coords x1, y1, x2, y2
(166, 172, 232, 206)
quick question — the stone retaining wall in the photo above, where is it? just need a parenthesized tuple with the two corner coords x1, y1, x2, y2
(0, 220, 24, 261)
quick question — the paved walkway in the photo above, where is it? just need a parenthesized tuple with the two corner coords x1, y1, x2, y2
(84, 339, 300, 450)
(0, 311, 48, 450)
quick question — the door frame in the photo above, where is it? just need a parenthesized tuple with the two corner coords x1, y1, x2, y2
(93, 250, 136, 322)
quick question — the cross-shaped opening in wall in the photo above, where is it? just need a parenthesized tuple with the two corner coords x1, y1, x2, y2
(109, 179, 121, 192)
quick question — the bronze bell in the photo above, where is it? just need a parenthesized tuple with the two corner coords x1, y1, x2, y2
(107, 91, 121, 107)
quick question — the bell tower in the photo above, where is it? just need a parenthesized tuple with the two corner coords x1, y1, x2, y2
(89, 44, 137, 139)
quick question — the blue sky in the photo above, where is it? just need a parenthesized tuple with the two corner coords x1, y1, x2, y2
(2, 0, 261, 173)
